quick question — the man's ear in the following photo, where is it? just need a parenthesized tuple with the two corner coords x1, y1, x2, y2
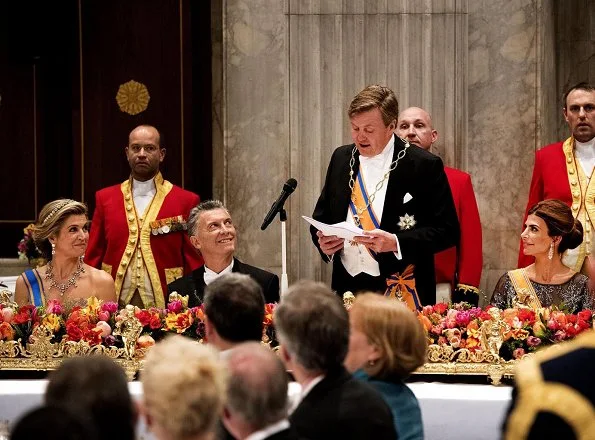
(189, 235, 201, 250)
(279, 344, 291, 364)
(431, 129, 438, 145)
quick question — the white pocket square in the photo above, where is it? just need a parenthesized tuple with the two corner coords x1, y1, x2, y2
(403, 193, 413, 204)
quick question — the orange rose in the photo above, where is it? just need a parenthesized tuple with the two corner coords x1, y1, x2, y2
(418, 314, 432, 332)
(137, 334, 156, 349)
(0, 322, 15, 341)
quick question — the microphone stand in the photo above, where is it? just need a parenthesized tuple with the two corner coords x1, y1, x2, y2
(279, 208, 289, 296)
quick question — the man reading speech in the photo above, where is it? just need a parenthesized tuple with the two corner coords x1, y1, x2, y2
(311, 85, 459, 309)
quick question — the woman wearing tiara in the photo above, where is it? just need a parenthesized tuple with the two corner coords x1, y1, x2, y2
(14, 199, 116, 308)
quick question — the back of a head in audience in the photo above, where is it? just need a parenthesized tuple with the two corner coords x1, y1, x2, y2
(141, 335, 228, 440)
(222, 342, 289, 440)
(10, 406, 98, 440)
(204, 273, 265, 351)
(44, 355, 135, 440)
(274, 280, 349, 376)
(344, 292, 427, 380)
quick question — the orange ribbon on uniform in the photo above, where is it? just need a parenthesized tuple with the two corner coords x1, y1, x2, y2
(384, 264, 422, 311)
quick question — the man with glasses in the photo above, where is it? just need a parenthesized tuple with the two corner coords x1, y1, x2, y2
(87, 124, 202, 308)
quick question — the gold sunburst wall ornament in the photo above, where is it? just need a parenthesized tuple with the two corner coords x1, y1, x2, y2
(116, 80, 150, 115)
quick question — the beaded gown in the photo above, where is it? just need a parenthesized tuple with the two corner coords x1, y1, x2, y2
(491, 272, 594, 313)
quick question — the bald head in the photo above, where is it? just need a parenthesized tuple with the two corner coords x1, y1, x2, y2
(125, 125, 165, 181)
(396, 107, 438, 150)
(224, 342, 288, 432)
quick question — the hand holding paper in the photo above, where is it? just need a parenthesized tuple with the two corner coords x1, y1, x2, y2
(302, 216, 363, 240)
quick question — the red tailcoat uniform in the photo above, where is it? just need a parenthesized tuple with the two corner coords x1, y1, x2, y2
(518, 139, 589, 270)
(435, 167, 483, 290)
(86, 173, 203, 308)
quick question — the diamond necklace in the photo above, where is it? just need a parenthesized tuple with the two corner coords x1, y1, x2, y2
(349, 140, 410, 220)
(45, 257, 85, 296)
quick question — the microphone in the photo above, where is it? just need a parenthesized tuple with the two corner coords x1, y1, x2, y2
(261, 178, 298, 230)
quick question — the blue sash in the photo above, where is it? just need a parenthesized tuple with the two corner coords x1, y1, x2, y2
(23, 269, 44, 307)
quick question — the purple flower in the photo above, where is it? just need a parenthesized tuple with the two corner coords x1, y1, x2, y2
(103, 335, 116, 346)
(101, 302, 118, 314)
(167, 300, 183, 314)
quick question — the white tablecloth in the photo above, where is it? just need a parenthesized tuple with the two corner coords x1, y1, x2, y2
(409, 382, 512, 439)
(0, 380, 511, 439)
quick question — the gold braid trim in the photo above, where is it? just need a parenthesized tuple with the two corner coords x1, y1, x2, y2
(504, 333, 595, 440)
(455, 283, 479, 296)
(141, 173, 172, 309)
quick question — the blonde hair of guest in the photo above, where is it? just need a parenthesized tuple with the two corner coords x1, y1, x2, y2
(351, 293, 427, 379)
(141, 335, 228, 440)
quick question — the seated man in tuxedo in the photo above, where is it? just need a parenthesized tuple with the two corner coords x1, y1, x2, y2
(274, 280, 397, 440)
(167, 200, 279, 306)
(222, 342, 301, 440)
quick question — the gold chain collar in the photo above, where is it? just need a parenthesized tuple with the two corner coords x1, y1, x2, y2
(348, 140, 410, 217)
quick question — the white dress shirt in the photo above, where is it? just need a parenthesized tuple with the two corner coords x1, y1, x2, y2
(575, 138, 595, 177)
(203, 260, 234, 285)
(341, 137, 401, 277)
(245, 419, 291, 440)
(132, 178, 156, 216)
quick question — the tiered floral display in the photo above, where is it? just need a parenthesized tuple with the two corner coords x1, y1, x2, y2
(0, 296, 278, 352)
(0, 293, 593, 382)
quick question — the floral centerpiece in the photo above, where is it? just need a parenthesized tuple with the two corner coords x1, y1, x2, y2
(0, 294, 279, 355)
(418, 302, 593, 361)
(16, 223, 44, 265)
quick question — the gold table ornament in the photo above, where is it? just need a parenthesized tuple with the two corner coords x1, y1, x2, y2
(116, 80, 150, 115)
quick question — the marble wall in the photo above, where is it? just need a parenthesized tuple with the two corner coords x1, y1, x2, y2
(213, 0, 592, 300)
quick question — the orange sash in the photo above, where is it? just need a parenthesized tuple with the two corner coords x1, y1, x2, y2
(385, 264, 422, 311)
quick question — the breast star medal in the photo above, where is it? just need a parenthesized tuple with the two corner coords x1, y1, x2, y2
(398, 214, 416, 230)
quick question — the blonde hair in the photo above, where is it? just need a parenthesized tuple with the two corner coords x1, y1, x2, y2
(32, 199, 88, 260)
(351, 293, 427, 380)
(141, 336, 228, 440)
(348, 85, 399, 127)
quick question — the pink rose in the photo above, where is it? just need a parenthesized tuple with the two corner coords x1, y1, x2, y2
(513, 348, 525, 359)
(455, 311, 471, 327)
(554, 330, 567, 342)
(95, 321, 111, 338)
(1, 308, 14, 323)
(526, 336, 541, 347)
(101, 301, 118, 314)
(98, 310, 110, 322)
(167, 300, 183, 314)
(46, 300, 63, 315)
(430, 324, 444, 335)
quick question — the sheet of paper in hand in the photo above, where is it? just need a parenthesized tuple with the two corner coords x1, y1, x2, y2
(302, 216, 364, 240)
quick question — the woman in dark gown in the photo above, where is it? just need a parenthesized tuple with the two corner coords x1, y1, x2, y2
(492, 199, 593, 313)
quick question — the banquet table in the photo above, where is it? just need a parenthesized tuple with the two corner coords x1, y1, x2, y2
(0, 380, 512, 439)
